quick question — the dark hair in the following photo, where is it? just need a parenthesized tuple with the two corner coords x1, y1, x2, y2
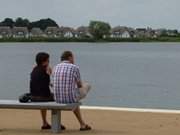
(35, 52, 49, 66)
(61, 51, 73, 61)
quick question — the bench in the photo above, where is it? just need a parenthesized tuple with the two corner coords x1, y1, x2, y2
(0, 100, 81, 133)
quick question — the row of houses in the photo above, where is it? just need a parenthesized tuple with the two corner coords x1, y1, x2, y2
(0, 26, 178, 39)
(110, 26, 178, 38)
(0, 26, 91, 39)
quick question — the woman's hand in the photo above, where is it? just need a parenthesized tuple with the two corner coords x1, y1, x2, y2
(46, 66, 52, 75)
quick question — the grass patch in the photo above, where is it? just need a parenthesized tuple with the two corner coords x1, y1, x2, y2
(1, 36, 180, 43)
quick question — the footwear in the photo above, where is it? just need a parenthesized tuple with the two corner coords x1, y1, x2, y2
(80, 125, 92, 131)
(41, 124, 51, 130)
(61, 124, 66, 130)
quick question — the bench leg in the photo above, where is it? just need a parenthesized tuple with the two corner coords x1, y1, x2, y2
(51, 110, 61, 133)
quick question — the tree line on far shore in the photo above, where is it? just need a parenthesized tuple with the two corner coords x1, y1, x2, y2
(0, 17, 113, 39)
(0, 18, 58, 31)
(0, 17, 179, 41)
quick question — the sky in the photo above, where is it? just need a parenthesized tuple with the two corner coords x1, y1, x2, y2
(0, 0, 179, 29)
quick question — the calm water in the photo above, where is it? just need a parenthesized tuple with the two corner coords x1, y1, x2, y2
(0, 42, 180, 109)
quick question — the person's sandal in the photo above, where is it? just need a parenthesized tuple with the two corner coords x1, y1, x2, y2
(61, 124, 66, 130)
(80, 125, 92, 131)
(41, 124, 51, 130)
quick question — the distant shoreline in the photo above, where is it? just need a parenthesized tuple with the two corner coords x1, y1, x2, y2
(1, 37, 180, 43)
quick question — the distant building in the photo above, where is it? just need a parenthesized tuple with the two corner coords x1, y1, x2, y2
(0, 26, 12, 38)
(62, 27, 76, 38)
(30, 28, 44, 37)
(135, 28, 147, 38)
(135, 28, 157, 38)
(154, 29, 164, 37)
(167, 29, 178, 36)
(12, 27, 29, 38)
(76, 26, 92, 38)
(145, 28, 156, 38)
(111, 26, 132, 38)
(58, 27, 66, 37)
(45, 27, 61, 38)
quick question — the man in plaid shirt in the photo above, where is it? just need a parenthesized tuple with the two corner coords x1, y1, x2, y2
(53, 51, 91, 131)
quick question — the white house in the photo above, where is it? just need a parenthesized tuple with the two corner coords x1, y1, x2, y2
(45, 27, 61, 38)
(62, 27, 75, 38)
(0, 26, 12, 38)
(111, 26, 132, 38)
(12, 27, 29, 38)
(76, 26, 91, 38)
(30, 28, 45, 37)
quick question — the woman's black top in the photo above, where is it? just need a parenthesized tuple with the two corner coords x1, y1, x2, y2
(30, 66, 51, 97)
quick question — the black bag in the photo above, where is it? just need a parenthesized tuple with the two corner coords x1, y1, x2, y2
(19, 93, 32, 103)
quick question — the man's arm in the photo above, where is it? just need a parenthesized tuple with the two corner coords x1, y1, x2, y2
(74, 66, 82, 88)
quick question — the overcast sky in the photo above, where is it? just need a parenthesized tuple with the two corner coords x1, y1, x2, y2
(0, 0, 179, 29)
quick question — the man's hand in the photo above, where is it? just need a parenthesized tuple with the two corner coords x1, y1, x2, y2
(77, 81, 82, 88)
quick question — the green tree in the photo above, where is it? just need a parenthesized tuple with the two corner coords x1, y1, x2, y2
(89, 21, 111, 39)
(14, 17, 30, 28)
(0, 18, 14, 28)
(30, 18, 59, 30)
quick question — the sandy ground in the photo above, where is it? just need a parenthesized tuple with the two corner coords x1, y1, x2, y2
(0, 109, 180, 135)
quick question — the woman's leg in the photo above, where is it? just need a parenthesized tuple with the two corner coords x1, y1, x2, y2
(40, 109, 49, 126)
(31, 97, 52, 129)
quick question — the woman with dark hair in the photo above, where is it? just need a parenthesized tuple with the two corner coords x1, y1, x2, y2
(30, 52, 65, 130)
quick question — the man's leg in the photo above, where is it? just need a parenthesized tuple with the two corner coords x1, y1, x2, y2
(73, 107, 91, 130)
(73, 106, 86, 128)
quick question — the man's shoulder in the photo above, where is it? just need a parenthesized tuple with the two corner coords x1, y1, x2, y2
(55, 63, 79, 69)
(70, 64, 79, 70)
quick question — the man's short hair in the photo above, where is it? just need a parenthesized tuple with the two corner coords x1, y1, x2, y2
(36, 52, 49, 66)
(61, 51, 73, 61)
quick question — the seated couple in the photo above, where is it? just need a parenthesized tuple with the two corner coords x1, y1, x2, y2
(30, 51, 91, 131)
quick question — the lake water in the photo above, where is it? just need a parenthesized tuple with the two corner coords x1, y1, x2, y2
(1, 42, 180, 109)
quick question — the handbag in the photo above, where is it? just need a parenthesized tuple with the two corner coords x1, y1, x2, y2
(19, 93, 32, 103)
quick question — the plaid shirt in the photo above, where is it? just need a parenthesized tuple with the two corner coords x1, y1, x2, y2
(53, 61, 81, 103)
